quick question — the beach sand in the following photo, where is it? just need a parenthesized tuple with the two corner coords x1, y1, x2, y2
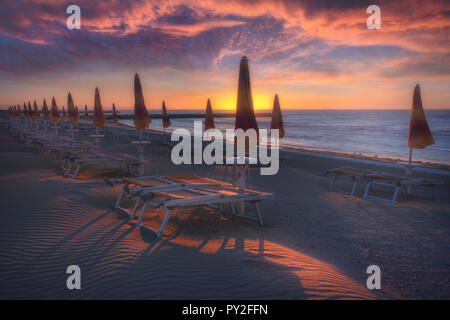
(0, 123, 449, 299)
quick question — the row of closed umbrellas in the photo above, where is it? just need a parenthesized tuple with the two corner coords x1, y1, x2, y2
(8, 56, 285, 139)
(7, 56, 433, 163)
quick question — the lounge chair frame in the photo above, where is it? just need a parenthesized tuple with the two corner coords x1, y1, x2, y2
(135, 186, 270, 238)
(325, 166, 372, 196)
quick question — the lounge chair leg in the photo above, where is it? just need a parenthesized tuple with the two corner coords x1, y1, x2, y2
(391, 186, 400, 205)
(136, 200, 148, 226)
(157, 209, 172, 238)
(71, 163, 81, 178)
(363, 182, 371, 199)
(230, 202, 236, 215)
(129, 198, 142, 219)
(114, 186, 127, 208)
(63, 162, 72, 176)
(253, 202, 264, 226)
(329, 174, 337, 191)
(350, 180, 358, 196)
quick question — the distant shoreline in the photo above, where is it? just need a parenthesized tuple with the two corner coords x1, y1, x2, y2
(104, 121, 450, 174)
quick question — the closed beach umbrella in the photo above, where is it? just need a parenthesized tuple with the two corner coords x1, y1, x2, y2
(134, 73, 149, 138)
(112, 103, 119, 123)
(162, 100, 171, 131)
(234, 55, 259, 192)
(408, 84, 434, 162)
(67, 92, 77, 125)
(270, 94, 284, 139)
(33, 101, 39, 119)
(27, 102, 32, 119)
(205, 98, 215, 131)
(235, 56, 259, 153)
(93, 87, 106, 129)
(42, 99, 50, 120)
(235, 56, 259, 135)
(51, 97, 61, 123)
(62, 106, 67, 120)
(84, 104, 89, 120)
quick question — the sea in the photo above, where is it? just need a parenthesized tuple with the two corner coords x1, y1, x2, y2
(119, 109, 450, 164)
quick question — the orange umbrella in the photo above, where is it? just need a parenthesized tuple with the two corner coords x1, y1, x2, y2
(235, 56, 259, 134)
(33, 100, 40, 119)
(51, 97, 61, 123)
(42, 99, 50, 120)
(270, 94, 284, 138)
(134, 73, 149, 137)
(161, 100, 171, 131)
(408, 84, 434, 162)
(112, 103, 119, 123)
(67, 92, 77, 124)
(205, 98, 215, 131)
(235, 56, 259, 152)
(84, 104, 89, 120)
(93, 87, 106, 128)
(27, 102, 32, 119)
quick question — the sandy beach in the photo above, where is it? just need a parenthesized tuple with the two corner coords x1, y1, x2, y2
(0, 122, 449, 300)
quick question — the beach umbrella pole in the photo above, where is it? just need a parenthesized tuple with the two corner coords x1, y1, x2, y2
(69, 123, 75, 140)
(93, 127, 101, 149)
(137, 130, 144, 160)
(131, 129, 149, 176)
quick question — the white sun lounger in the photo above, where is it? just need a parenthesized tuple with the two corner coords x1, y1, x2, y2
(106, 174, 273, 237)
(325, 166, 374, 195)
(363, 172, 442, 205)
(135, 184, 272, 237)
(326, 166, 442, 204)
(62, 150, 147, 178)
(106, 174, 232, 219)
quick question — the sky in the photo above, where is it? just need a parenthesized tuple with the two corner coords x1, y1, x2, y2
(0, 0, 449, 110)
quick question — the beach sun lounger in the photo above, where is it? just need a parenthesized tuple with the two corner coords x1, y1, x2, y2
(63, 150, 147, 178)
(363, 172, 442, 205)
(106, 174, 273, 237)
(325, 166, 373, 195)
(326, 166, 442, 204)
(106, 174, 231, 218)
